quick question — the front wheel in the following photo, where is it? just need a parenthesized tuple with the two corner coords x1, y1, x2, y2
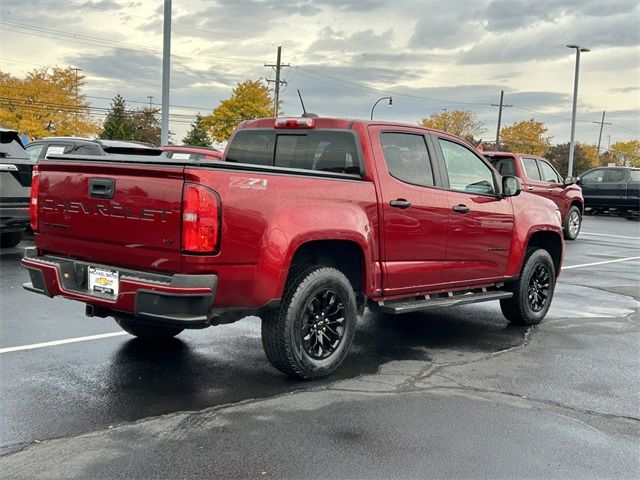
(114, 314, 183, 340)
(261, 266, 358, 380)
(563, 206, 582, 240)
(500, 249, 556, 325)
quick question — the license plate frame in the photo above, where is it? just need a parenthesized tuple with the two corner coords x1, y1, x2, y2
(88, 266, 119, 297)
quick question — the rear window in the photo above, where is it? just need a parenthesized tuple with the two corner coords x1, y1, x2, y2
(226, 130, 361, 175)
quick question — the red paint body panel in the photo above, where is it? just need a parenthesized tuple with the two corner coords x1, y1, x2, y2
(26, 118, 564, 317)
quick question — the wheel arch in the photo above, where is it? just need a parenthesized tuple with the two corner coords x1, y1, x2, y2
(526, 230, 563, 276)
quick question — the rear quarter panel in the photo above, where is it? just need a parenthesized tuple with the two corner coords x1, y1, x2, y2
(183, 167, 379, 307)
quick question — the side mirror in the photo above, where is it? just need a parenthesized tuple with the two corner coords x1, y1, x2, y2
(502, 175, 521, 197)
(564, 176, 576, 186)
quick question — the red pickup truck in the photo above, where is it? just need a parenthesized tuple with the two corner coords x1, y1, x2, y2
(23, 117, 564, 379)
(483, 152, 584, 240)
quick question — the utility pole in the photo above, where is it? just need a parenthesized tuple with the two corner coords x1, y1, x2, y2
(566, 44, 590, 177)
(147, 96, 154, 108)
(160, 0, 171, 145)
(265, 46, 289, 117)
(491, 90, 512, 151)
(592, 110, 611, 164)
(441, 108, 447, 131)
(73, 68, 82, 136)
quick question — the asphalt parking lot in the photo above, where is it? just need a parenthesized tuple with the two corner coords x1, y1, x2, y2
(1, 215, 639, 479)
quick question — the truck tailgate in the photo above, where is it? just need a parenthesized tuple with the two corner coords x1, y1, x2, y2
(36, 160, 185, 273)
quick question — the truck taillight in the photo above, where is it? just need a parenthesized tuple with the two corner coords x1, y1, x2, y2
(181, 183, 220, 253)
(30, 166, 40, 232)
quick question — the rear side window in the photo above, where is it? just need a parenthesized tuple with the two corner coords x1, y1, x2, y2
(607, 169, 625, 183)
(522, 158, 541, 180)
(489, 157, 516, 176)
(381, 132, 434, 187)
(227, 130, 360, 174)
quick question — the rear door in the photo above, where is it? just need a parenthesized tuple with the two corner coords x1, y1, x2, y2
(600, 168, 628, 208)
(369, 126, 450, 294)
(533, 157, 564, 210)
(433, 136, 514, 285)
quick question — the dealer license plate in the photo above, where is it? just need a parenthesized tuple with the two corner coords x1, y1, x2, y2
(88, 266, 119, 297)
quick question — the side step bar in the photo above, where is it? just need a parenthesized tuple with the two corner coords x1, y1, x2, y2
(378, 290, 513, 315)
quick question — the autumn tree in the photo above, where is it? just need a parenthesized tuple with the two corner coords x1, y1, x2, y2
(205, 80, 274, 142)
(131, 106, 161, 145)
(419, 110, 485, 143)
(610, 140, 640, 167)
(545, 142, 595, 177)
(0, 67, 98, 139)
(500, 119, 551, 156)
(100, 94, 136, 140)
(182, 113, 212, 147)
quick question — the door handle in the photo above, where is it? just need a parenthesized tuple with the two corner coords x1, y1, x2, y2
(452, 204, 470, 213)
(390, 199, 412, 209)
(547, 188, 555, 192)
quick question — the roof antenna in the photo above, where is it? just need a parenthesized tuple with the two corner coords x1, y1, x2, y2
(297, 89, 318, 118)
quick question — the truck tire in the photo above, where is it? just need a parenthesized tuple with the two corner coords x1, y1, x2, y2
(0, 231, 23, 248)
(500, 249, 556, 325)
(563, 206, 582, 240)
(114, 315, 183, 340)
(261, 266, 358, 380)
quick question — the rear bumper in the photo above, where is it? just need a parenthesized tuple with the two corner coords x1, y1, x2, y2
(21, 247, 217, 328)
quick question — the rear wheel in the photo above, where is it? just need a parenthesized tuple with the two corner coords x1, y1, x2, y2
(0, 231, 23, 248)
(563, 206, 582, 240)
(500, 249, 556, 325)
(261, 266, 358, 380)
(114, 315, 183, 340)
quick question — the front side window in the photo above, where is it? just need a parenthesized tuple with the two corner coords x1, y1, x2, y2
(381, 132, 434, 187)
(439, 139, 496, 195)
(522, 158, 541, 180)
(581, 169, 604, 184)
(538, 160, 561, 183)
(630, 170, 640, 182)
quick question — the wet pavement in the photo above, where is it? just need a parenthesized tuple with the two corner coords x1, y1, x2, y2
(0, 215, 638, 478)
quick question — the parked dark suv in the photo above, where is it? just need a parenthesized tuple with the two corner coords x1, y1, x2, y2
(0, 128, 33, 247)
(25, 137, 162, 161)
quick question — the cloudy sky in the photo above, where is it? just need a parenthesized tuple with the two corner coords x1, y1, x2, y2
(1, 0, 639, 146)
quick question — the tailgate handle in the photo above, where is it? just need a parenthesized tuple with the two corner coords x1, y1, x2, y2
(89, 178, 115, 199)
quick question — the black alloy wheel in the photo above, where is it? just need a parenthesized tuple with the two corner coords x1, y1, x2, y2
(301, 289, 346, 360)
(527, 263, 550, 312)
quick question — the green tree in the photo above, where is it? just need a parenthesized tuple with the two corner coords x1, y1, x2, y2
(131, 106, 161, 145)
(0, 67, 98, 139)
(419, 109, 485, 143)
(100, 94, 136, 140)
(500, 119, 551, 156)
(545, 142, 595, 177)
(610, 140, 640, 167)
(182, 113, 212, 146)
(205, 80, 273, 142)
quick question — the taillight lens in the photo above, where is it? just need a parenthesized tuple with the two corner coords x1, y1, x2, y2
(181, 183, 220, 253)
(30, 166, 40, 232)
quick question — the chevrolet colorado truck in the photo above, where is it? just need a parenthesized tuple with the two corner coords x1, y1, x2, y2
(22, 117, 564, 379)
(483, 151, 584, 240)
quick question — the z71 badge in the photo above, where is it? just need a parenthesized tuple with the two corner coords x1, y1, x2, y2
(229, 177, 268, 191)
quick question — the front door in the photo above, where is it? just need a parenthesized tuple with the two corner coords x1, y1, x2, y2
(370, 127, 450, 295)
(434, 137, 515, 286)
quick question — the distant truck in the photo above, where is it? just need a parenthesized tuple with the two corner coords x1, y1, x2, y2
(0, 128, 33, 248)
(23, 117, 564, 379)
(483, 152, 584, 240)
(576, 166, 640, 214)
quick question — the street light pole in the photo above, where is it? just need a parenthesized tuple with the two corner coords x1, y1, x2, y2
(160, 0, 172, 146)
(370, 97, 392, 120)
(566, 44, 590, 177)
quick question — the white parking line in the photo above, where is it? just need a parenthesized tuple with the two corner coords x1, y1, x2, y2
(563, 256, 640, 270)
(0, 331, 129, 354)
(581, 232, 640, 240)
